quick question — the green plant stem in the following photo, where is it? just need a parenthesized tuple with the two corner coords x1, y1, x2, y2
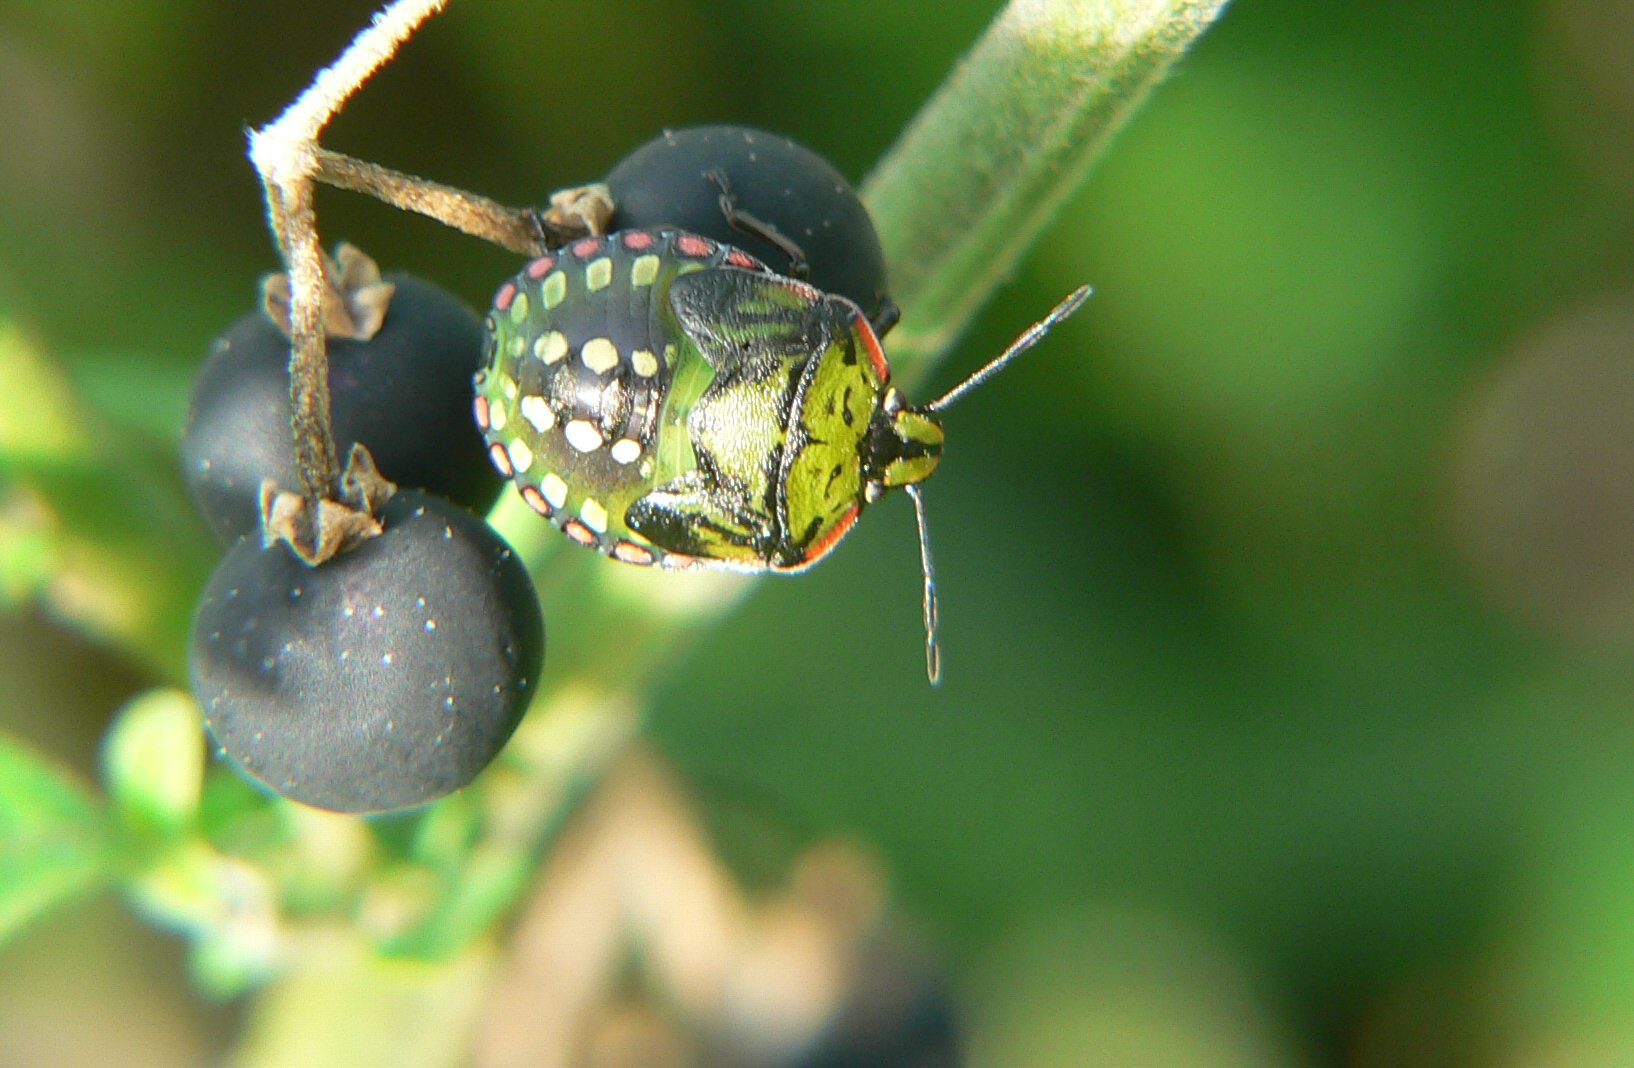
(864, 0, 1232, 369)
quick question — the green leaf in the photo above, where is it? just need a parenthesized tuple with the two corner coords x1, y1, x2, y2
(101, 688, 205, 840)
(0, 314, 216, 681)
(0, 730, 117, 946)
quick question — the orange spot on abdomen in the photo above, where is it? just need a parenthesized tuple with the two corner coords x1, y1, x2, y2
(675, 234, 715, 258)
(520, 486, 552, 517)
(562, 519, 599, 546)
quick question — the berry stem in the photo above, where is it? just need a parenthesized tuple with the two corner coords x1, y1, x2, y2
(276, 179, 340, 521)
(248, 0, 451, 545)
(250, 0, 449, 187)
(246, 0, 612, 552)
(313, 149, 609, 256)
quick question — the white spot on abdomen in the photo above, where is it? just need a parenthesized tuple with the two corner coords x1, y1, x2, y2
(535, 331, 569, 364)
(581, 337, 620, 374)
(565, 420, 604, 453)
(580, 498, 609, 533)
(520, 395, 556, 432)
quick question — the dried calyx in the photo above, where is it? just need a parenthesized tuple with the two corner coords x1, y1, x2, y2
(262, 242, 396, 343)
(262, 245, 402, 565)
(260, 443, 397, 566)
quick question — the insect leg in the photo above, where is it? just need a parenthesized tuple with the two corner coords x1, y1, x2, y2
(703, 168, 812, 280)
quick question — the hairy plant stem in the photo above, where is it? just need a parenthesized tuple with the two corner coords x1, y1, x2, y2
(313, 150, 610, 256)
(478, 0, 1235, 894)
(864, 0, 1232, 369)
(275, 181, 338, 519)
(462, 2, 1233, 1048)
(313, 149, 541, 256)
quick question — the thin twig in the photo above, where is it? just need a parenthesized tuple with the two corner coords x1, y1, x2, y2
(247, 0, 450, 537)
(314, 149, 545, 256)
(311, 150, 614, 254)
(249, 0, 450, 196)
(279, 181, 337, 516)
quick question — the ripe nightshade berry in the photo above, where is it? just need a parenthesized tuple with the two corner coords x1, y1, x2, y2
(189, 490, 544, 814)
(605, 125, 889, 320)
(182, 274, 501, 544)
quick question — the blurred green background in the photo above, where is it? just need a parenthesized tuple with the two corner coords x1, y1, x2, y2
(4, 0, 1634, 1065)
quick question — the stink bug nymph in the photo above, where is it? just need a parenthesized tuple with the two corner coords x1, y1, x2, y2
(474, 226, 1088, 682)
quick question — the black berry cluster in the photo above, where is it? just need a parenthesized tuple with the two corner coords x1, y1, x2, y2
(183, 126, 890, 810)
(182, 263, 543, 814)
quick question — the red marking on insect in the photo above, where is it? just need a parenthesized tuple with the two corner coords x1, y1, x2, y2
(572, 237, 601, 259)
(563, 520, 598, 546)
(526, 256, 556, 279)
(612, 541, 656, 566)
(662, 553, 698, 570)
(854, 318, 891, 383)
(795, 504, 860, 568)
(488, 442, 514, 478)
(494, 282, 517, 312)
(622, 230, 656, 251)
(520, 486, 553, 517)
(725, 248, 760, 270)
(783, 278, 822, 302)
(675, 234, 715, 258)
(472, 395, 490, 430)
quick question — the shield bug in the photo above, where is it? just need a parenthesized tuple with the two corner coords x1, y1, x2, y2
(474, 223, 1088, 681)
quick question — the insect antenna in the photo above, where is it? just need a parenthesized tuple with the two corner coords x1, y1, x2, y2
(922, 285, 1092, 414)
(906, 483, 942, 685)
(903, 285, 1089, 683)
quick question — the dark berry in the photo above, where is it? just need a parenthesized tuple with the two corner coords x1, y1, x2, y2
(189, 490, 543, 813)
(605, 125, 889, 319)
(182, 274, 501, 544)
